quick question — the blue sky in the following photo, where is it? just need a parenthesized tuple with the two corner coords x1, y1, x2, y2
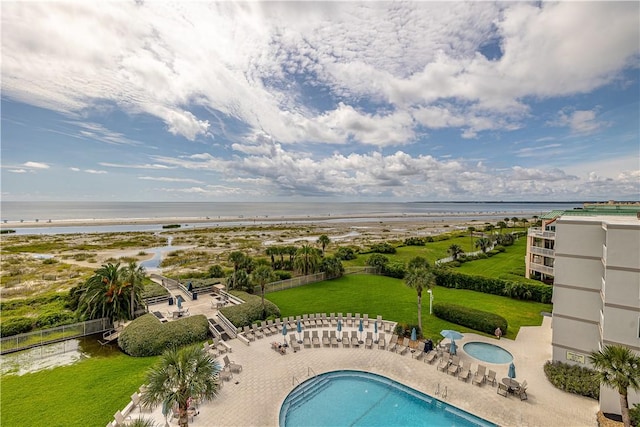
(1, 1, 639, 202)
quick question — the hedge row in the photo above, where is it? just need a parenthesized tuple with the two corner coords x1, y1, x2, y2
(219, 291, 280, 328)
(543, 361, 599, 400)
(434, 269, 552, 303)
(0, 311, 77, 337)
(433, 302, 508, 336)
(118, 313, 209, 357)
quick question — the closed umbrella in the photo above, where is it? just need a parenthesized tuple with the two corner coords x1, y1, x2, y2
(282, 323, 288, 341)
(337, 320, 342, 341)
(411, 327, 417, 341)
(449, 338, 457, 355)
(508, 362, 516, 379)
(297, 320, 303, 343)
(358, 319, 364, 342)
(176, 296, 182, 310)
(374, 321, 378, 343)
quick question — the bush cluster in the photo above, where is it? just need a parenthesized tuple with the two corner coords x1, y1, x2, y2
(334, 247, 357, 260)
(434, 269, 552, 303)
(543, 361, 599, 400)
(35, 311, 76, 329)
(368, 242, 396, 254)
(393, 322, 423, 339)
(219, 292, 280, 328)
(118, 313, 209, 357)
(631, 403, 640, 427)
(403, 237, 425, 246)
(0, 317, 34, 337)
(433, 302, 508, 336)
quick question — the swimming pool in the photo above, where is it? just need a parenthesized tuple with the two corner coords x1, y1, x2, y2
(463, 342, 513, 364)
(279, 370, 496, 427)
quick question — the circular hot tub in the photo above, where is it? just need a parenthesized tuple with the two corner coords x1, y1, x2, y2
(463, 341, 513, 364)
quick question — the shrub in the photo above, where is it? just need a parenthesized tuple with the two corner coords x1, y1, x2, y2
(0, 317, 34, 337)
(208, 264, 225, 278)
(543, 361, 599, 400)
(404, 237, 425, 246)
(382, 262, 406, 279)
(369, 242, 396, 254)
(433, 302, 508, 336)
(630, 403, 640, 427)
(274, 270, 292, 280)
(35, 310, 76, 328)
(393, 322, 423, 339)
(118, 314, 209, 357)
(434, 269, 552, 303)
(335, 247, 357, 261)
(219, 291, 280, 328)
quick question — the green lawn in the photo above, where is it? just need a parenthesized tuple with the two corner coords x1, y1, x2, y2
(0, 352, 158, 427)
(454, 238, 541, 284)
(266, 274, 551, 341)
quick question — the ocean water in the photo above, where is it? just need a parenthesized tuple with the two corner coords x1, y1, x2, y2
(1, 201, 584, 222)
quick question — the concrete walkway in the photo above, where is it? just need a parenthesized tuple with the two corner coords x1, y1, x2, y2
(137, 298, 598, 427)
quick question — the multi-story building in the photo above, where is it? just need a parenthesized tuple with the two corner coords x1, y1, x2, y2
(549, 204, 640, 416)
(525, 211, 562, 282)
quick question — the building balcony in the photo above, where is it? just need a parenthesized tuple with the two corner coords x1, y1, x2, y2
(529, 246, 555, 257)
(528, 227, 556, 240)
(529, 262, 554, 275)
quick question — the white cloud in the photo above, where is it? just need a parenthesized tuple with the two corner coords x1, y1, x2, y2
(85, 169, 107, 174)
(138, 176, 204, 184)
(549, 109, 607, 134)
(70, 167, 81, 172)
(99, 162, 176, 170)
(23, 161, 49, 169)
(8, 169, 26, 174)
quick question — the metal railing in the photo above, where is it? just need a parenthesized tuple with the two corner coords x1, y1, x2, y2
(529, 262, 554, 275)
(529, 246, 555, 257)
(0, 317, 112, 355)
(528, 227, 556, 239)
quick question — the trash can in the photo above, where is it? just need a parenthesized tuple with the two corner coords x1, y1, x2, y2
(168, 297, 174, 305)
(193, 292, 198, 300)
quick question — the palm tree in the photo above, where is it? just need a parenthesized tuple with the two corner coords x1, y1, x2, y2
(497, 221, 507, 233)
(475, 237, 492, 253)
(589, 345, 640, 427)
(404, 257, 435, 334)
(511, 217, 519, 228)
(78, 262, 131, 322)
(141, 345, 221, 427)
(294, 244, 320, 275)
(228, 251, 246, 273)
(320, 256, 344, 279)
(467, 226, 476, 248)
(317, 234, 331, 256)
(252, 265, 275, 316)
(448, 244, 464, 261)
(122, 261, 146, 320)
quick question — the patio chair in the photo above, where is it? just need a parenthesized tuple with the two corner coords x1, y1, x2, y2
(130, 392, 151, 413)
(330, 313, 337, 327)
(458, 363, 471, 382)
(486, 369, 497, 386)
(261, 320, 274, 336)
(320, 313, 330, 327)
(243, 325, 255, 341)
(472, 365, 486, 386)
(354, 313, 361, 326)
(350, 330, 359, 347)
(497, 382, 509, 397)
(308, 314, 318, 328)
(346, 313, 354, 327)
(302, 314, 311, 328)
(223, 355, 242, 373)
(303, 331, 311, 348)
(286, 316, 296, 329)
(424, 350, 437, 364)
(212, 338, 228, 354)
(219, 369, 233, 382)
(267, 320, 278, 335)
(447, 356, 460, 375)
(289, 333, 301, 352)
(384, 320, 393, 333)
(342, 331, 350, 347)
(252, 323, 264, 339)
(412, 341, 425, 359)
(388, 334, 399, 352)
(437, 356, 450, 372)
(114, 410, 132, 426)
(312, 330, 320, 348)
(362, 314, 370, 328)
(322, 330, 330, 347)
(365, 332, 373, 349)
(330, 331, 339, 348)
(377, 332, 386, 350)
(516, 380, 528, 401)
(397, 338, 410, 355)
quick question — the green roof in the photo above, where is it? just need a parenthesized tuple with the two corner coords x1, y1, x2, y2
(540, 210, 566, 219)
(540, 204, 640, 218)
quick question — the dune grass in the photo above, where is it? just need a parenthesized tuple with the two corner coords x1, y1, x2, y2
(266, 274, 551, 341)
(0, 352, 158, 427)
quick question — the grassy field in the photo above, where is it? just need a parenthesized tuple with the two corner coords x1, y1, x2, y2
(266, 274, 551, 341)
(0, 352, 158, 427)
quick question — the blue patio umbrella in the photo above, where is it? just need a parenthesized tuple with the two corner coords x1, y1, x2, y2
(176, 295, 183, 309)
(337, 320, 342, 341)
(374, 321, 378, 343)
(358, 319, 364, 341)
(508, 362, 516, 379)
(440, 329, 463, 341)
(296, 320, 303, 343)
(282, 323, 288, 340)
(411, 327, 417, 341)
(449, 339, 457, 355)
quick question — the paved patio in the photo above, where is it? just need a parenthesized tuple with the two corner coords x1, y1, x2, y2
(138, 293, 598, 427)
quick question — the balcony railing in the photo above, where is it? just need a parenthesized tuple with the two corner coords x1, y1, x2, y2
(529, 246, 555, 257)
(528, 227, 556, 240)
(529, 262, 554, 275)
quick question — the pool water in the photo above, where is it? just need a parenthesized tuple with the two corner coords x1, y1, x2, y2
(280, 370, 496, 427)
(463, 342, 513, 364)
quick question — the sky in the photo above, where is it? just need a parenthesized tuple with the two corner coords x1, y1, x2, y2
(1, 1, 639, 202)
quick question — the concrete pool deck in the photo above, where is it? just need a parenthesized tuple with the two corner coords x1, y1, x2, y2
(136, 297, 598, 427)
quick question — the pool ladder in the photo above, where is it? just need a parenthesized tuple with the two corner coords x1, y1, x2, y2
(434, 383, 447, 399)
